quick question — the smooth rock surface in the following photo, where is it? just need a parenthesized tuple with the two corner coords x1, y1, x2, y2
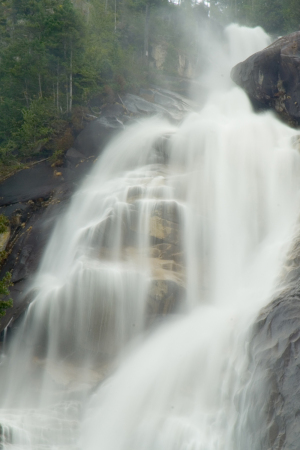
(0, 163, 63, 207)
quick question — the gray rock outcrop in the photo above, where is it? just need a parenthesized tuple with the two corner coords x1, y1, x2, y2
(247, 234, 300, 450)
(231, 32, 300, 126)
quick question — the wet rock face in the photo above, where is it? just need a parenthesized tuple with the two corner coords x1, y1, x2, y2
(0, 89, 194, 339)
(250, 291, 300, 450)
(231, 32, 300, 126)
(88, 178, 186, 323)
(0, 187, 72, 335)
(249, 235, 300, 450)
(0, 423, 13, 447)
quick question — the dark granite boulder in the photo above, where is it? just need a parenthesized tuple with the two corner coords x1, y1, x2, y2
(231, 32, 300, 126)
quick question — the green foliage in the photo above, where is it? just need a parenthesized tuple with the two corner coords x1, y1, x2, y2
(0, 0, 85, 157)
(0, 141, 17, 166)
(0, 216, 9, 234)
(282, 0, 300, 33)
(0, 0, 151, 162)
(17, 98, 60, 156)
(211, 0, 300, 33)
(49, 149, 63, 165)
(0, 251, 8, 263)
(0, 272, 13, 318)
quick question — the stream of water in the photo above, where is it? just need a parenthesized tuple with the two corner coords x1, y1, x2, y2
(0, 24, 300, 450)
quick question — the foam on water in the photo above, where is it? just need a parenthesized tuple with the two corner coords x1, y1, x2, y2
(0, 24, 299, 450)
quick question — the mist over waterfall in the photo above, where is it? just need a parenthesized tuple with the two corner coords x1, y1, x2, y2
(0, 24, 300, 450)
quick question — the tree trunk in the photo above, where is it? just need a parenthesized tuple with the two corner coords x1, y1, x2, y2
(114, 0, 117, 31)
(69, 44, 73, 113)
(57, 63, 59, 113)
(87, 0, 90, 22)
(64, 40, 68, 113)
(144, 4, 149, 60)
(24, 80, 29, 107)
(38, 74, 42, 98)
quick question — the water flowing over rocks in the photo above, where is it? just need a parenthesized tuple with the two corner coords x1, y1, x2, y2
(231, 31, 300, 126)
(1, 24, 300, 450)
(0, 87, 194, 338)
(230, 34, 300, 447)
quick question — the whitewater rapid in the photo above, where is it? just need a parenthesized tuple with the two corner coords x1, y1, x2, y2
(0, 24, 299, 450)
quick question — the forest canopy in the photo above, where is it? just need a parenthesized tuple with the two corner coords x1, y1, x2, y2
(0, 0, 208, 167)
(0, 0, 299, 170)
(210, 0, 300, 34)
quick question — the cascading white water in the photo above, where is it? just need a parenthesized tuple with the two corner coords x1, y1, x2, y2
(0, 24, 299, 450)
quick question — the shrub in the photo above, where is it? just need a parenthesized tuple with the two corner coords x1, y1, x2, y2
(0, 215, 9, 234)
(0, 272, 13, 318)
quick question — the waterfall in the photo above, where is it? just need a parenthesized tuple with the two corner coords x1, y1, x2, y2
(0, 25, 299, 450)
